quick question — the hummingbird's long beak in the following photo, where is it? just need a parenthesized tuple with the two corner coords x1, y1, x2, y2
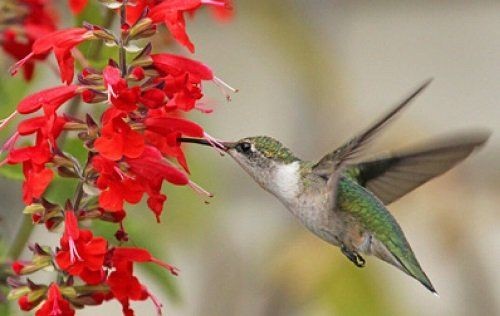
(178, 137, 235, 151)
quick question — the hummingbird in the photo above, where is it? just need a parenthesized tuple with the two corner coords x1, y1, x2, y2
(180, 80, 490, 294)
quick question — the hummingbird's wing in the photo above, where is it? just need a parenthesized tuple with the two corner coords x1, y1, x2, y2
(312, 79, 432, 179)
(347, 131, 490, 205)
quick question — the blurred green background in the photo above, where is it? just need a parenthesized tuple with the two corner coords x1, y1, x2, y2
(1, 1, 499, 315)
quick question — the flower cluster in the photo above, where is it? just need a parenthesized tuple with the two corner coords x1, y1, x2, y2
(0, 0, 57, 80)
(1, 0, 233, 315)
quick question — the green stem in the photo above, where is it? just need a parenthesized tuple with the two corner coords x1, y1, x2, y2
(73, 181, 85, 211)
(119, 2, 128, 76)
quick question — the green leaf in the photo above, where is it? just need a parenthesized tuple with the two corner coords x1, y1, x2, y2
(62, 137, 88, 165)
(43, 178, 78, 206)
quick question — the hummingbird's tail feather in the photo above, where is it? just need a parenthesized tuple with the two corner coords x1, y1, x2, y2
(370, 237, 437, 294)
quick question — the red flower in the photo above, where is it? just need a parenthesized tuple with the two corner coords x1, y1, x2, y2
(94, 116, 145, 161)
(140, 88, 166, 109)
(69, 0, 89, 14)
(126, 146, 189, 220)
(17, 85, 78, 115)
(36, 283, 75, 316)
(151, 53, 216, 111)
(111, 247, 179, 275)
(6, 110, 69, 204)
(149, 0, 231, 52)
(18, 294, 35, 311)
(8, 138, 54, 204)
(151, 53, 214, 80)
(145, 130, 189, 171)
(145, 116, 204, 137)
(103, 66, 141, 112)
(10, 28, 92, 84)
(1, 0, 57, 80)
(18, 114, 68, 145)
(92, 144, 189, 220)
(22, 163, 54, 204)
(55, 211, 107, 285)
(107, 247, 178, 315)
(18, 290, 46, 312)
(92, 155, 144, 212)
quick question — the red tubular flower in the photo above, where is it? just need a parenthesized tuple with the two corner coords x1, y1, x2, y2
(12, 261, 27, 275)
(1, 0, 57, 80)
(111, 247, 179, 275)
(22, 163, 54, 204)
(18, 294, 35, 311)
(97, 177, 144, 212)
(144, 115, 203, 171)
(145, 116, 204, 137)
(10, 28, 92, 84)
(107, 247, 178, 315)
(92, 155, 144, 212)
(126, 146, 189, 220)
(102, 65, 141, 112)
(18, 114, 68, 145)
(35, 283, 75, 316)
(92, 144, 189, 219)
(140, 88, 166, 109)
(149, 0, 230, 52)
(151, 53, 220, 111)
(17, 85, 78, 115)
(94, 116, 145, 161)
(145, 130, 189, 171)
(69, 0, 88, 14)
(8, 137, 54, 204)
(55, 211, 107, 285)
(6, 109, 69, 204)
(151, 53, 214, 80)
(126, 146, 189, 186)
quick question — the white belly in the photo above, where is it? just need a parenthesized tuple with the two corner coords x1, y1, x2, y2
(283, 195, 342, 247)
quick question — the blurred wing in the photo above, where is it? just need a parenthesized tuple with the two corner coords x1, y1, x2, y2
(349, 131, 490, 205)
(313, 79, 432, 179)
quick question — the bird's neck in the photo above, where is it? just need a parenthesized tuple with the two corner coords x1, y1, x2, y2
(266, 161, 302, 203)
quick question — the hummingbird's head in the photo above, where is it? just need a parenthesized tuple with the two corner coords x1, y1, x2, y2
(178, 135, 303, 200)
(224, 136, 301, 194)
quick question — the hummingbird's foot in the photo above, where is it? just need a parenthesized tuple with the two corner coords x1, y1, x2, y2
(341, 244, 366, 268)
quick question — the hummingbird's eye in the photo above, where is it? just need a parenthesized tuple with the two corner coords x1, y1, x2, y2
(236, 142, 252, 154)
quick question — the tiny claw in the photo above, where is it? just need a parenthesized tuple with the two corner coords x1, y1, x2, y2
(355, 253, 366, 267)
(341, 244, 365, 268)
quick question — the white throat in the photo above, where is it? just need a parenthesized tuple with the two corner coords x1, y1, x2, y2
(270, 161, 301, 202)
